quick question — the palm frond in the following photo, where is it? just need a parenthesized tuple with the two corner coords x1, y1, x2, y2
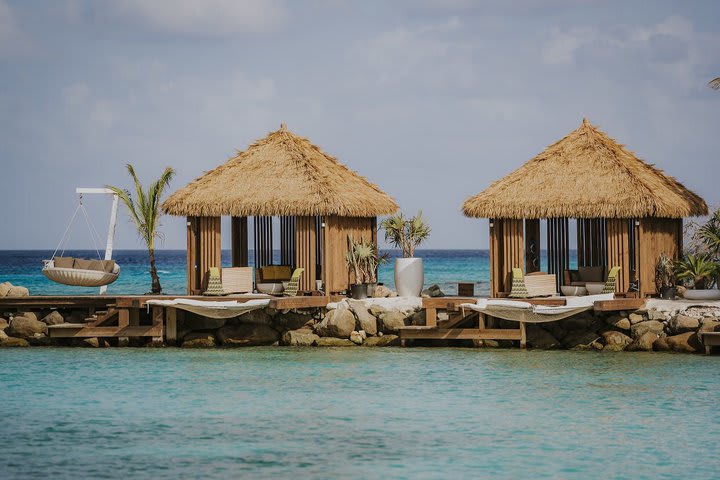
(710, 77, 720, 90)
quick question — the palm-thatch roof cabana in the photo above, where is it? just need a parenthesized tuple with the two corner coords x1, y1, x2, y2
(463, 118, 708, 297)
(163, 124, 398, 294)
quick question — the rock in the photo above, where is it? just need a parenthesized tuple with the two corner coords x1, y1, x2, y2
(7, 316, 48, 338)
(181, 332, 217, 348)
(628, 313, 645, 324)
(27, 333, 56, 346)
(18, 312, 39, 322)
(606, 314, 631, 331)
(358, 330, 367, 339)
(41, 311, 65, 326)
(630, 320, 664, 340)
(216, 324, 279, 346)
(601, 331, 632, 352)
(0, 282, 12, 297)
(626, 332, 658, 351)
(236, 308, 272, 325)
(647, 309, 667, 321)
(362, 334, 400, 346)
(280, 329, 319, 346)
(314, 337, 356, 347)
(561, 314, 595, 331)
(369, 304, 387, 317)
(349, 301, 378, 336)
(380, 310, 407, 334)
(83, 337, 100, 348)
(653, 337, 671, 351)
(666, 332, 702, 353)
(182, 315, 227, 331)
(350, 331, 364, 345)
(408, 310, 426, 326)
(272, 311, 314, 331)
(421, 284, 445, 298)
(315, 309, 356, 339)
(0, 337, 29, 347)
(0, 317, 8, 331)
(526, 325, 562, 349)
(0, 329, 7, 340)
(562, 330, 601, 349)
(372, 285, 393, 298)
(668, 314, 700, 334)
(7, 286, 29, 297)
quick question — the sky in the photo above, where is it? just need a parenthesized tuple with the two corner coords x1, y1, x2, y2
(1, 0, 719, 251)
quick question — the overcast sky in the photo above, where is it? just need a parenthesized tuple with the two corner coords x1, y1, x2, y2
(1, 0, 719, 251)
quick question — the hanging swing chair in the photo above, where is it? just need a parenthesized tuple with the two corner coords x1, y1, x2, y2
(43, 192, 121, 288)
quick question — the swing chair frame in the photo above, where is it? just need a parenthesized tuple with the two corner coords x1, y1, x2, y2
(43, 188, 120, 294)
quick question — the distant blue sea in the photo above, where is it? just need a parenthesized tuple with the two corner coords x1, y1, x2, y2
(0, 249, 506, 296)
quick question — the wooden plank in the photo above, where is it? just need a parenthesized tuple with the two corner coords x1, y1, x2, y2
(519, 321, 526, 348)
(166, 308, 177, 345)
(593, 298, 646, 312)
(117, 308, 129, 346)
(399, 327, 522, 341)
(48, 325, 164, 338)
(151, 306, 164, 343)
(422, 297, 477, 309)
(525, 219, 540, 273)
(231, 216, 249, 267)
(638, 218, 682, 297)
(114, 295, 271, 308)
(0, 296, 117, 309)
(295, 216, 317, 292)
(269, 295, 345, 309)
(425, 307, 437, 327)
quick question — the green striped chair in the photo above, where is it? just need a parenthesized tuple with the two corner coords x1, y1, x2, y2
(601, 266, 621, 294)
(203, 267, 225, 296)
(283, 268, 305, 297)
(508, 267, 530, 298)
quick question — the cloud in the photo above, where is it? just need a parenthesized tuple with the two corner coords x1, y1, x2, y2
(106, 0, 289, 37)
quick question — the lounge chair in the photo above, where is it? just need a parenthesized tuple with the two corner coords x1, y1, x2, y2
(508, 268, 557, 298)
(204, 267, 225, 296)
(283, 268, 304, 297)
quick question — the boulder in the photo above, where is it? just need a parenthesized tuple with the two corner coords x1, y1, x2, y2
(526, 325, 562, 349)
(349, 300, 378, 336)
(362, 334, 400, 346)
(647, 309, 668, 321)
(315, 309, 355, 339)
(626, 332, 658, 351)
(41, 311, 65, 326)
(0, 317, 8, 331)
(216, 324, 279, 346)
(562, 330, 601, 349)
(235, 308, 272, 325)
(18, 312, 39, 322)
(605, 314, 631, 330)
(280, 329, 319, 346)
(408, 310, 426, 326)
(628, 313, 645, 324)
(0, 282, 12, 297)
(668, 314, 700, 334)
(7, 286, 29, 297)
(380, 310, 407, 334)
(561, 314, 595, 331)
(373, 285, 393, 298)
(421, 284, 445, 298)
(653, 337, 671, 351)
(666, 332, 702, 353)
(0, 337, 29, 347)
(83, 337, 101, 348)
(7, 316, 48, 338)
(0, 329, 7, 340)
(314, 337, 356, 347)
(350, 331, 364, 345)
(182, 315, 227, 331)
(27, 333, 56, 346)
(601, 331, 632, 352)
(369, 304, 387, 317)
(271, 311, 314, 331)
(630, 320, 664, 340)
(181, 332, 217, 348)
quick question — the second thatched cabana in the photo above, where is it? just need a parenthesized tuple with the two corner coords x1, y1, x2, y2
(463, 118, 708, 298)
(163, 124, 399, 295)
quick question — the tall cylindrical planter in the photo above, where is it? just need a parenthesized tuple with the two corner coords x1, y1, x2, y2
(394, 257, 424, 297)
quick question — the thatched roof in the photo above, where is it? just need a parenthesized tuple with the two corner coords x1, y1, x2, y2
(463, 118, 707, 219)
(163, 124, 399, 217)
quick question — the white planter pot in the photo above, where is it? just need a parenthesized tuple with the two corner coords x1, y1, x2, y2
(682, 289, 720, 300)
(394, 257, 424, 297)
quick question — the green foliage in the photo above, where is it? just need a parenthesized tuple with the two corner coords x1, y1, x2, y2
(655, 253, 676, 291)
(675, 253, 718, 290)
(108, 164, 175, 294)
(346, 235, 378, 285)
(380, 211, 431, 258)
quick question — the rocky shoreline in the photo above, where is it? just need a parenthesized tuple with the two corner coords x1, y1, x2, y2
(1, 282, 717, 352)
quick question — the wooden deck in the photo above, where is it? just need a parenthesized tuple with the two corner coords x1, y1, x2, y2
(699, 332, 720, 355)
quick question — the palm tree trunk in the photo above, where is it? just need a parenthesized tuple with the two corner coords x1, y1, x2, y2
(148, 248, 162, 294)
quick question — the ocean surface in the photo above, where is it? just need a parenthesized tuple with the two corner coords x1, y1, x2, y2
(1, 348, 718, 479)
(0, 249, 574, 296)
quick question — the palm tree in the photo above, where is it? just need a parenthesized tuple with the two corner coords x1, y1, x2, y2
(709, 77, 720, 90)
(108, 164, 175, 294)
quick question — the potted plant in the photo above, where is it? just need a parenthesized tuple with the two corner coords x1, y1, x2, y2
(675, 253, 720, 300)
(381, 211, 431, 297)
(346, 235, 373, 299)
(655, 253, 676, 299)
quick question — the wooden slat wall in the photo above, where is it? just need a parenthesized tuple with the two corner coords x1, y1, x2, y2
(253, 216, 273, 267)
(524, 219, 540, 273)
(197, 217, 221, 293)
(186, 217, 199, 294)
(638, 217, 682, 297)
(231, 216, 248, 267)
(501, 219, 524, 292)
(280, 216, 296, 266)
(295, 216, 317, 292)
(546, 218, 569, 290)
(606, 218, 631, 293)
(489, 219, 503, 297)
(324, 216, 375, 293)
(577, 218, 607, 267)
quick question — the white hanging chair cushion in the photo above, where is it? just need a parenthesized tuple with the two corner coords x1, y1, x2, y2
(43, 260, 120, 287)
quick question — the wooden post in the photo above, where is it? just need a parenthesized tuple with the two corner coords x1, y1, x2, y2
(637, 218, 682, 297)
(152, 307, 164, 344)
(519, 321, 526, 349)
(525, 219, 540, 273)
(606, 218, 631, 294)
(426, 308, 437, 327)
(118, 308, 129, 347)
(231, 217, 248, 267)
(165, 308, 177, 346)
(295, 216, 317, 292)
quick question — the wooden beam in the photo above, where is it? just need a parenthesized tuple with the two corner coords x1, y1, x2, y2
(398, 327, 522, 341)
(151, 306, 164, 343)
(165, 308, 177, 346)
(48, 324, 164, 338)
(269, 295, 345, 310)
(593, 298, 646, 312)
(231, 216, 249, 267)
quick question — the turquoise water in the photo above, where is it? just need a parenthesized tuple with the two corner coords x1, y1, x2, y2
(1, 348, 718, 479)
